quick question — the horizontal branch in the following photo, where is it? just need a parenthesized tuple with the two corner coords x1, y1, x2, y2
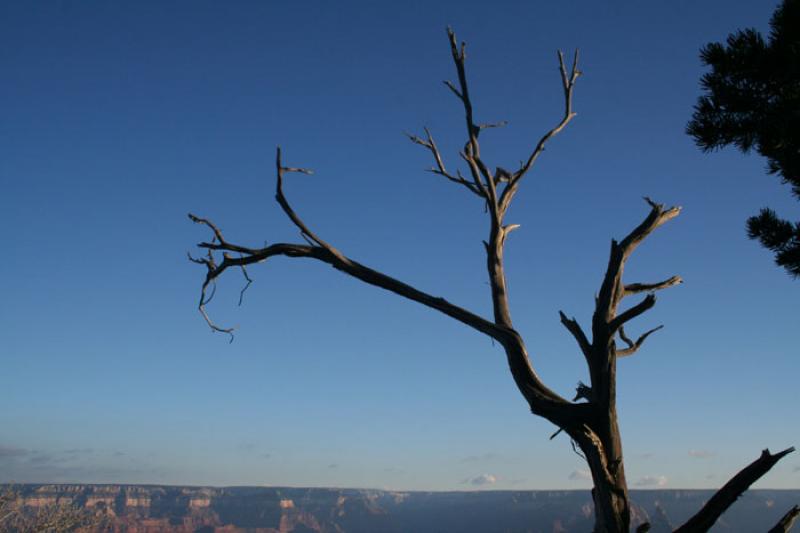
(674, 447, 795, 533)
(199, 238, 510, 341)
(624, 275, 682, 296)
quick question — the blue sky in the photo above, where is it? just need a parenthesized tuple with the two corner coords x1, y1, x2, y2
(1, 0, 797, 491)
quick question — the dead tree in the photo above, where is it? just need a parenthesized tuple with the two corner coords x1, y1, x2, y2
(188, 29, 795, 532)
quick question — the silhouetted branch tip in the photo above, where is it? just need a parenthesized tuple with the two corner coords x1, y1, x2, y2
(559, 311, 591, 363)
(768, 504, 800, 533)
(643, 196, 661, 210)
(443, 80, 463, 100)
(188, 213, 227, 244)
(238, 262, 253, 307)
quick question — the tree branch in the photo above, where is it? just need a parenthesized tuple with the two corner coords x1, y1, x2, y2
(196, 237, 511, 340)
(594, 199, 681, 339)
(619, 198, 681, 259)
(609, 294, 657, 333)
(405, 128, 484, 197)
(768, 505, 800, 533)
(446, 28, 499, 219)
(499, 49, 579, 215)
(674, 447, 795, 533)
(193, 233, 587, 425)
(188, 32, 596, 434)
(559, 311, 592, 364)
(615, 325, 663, 357)
(583, 199, 680, 413)
(187, 246, 236, 342)
(624, 275, 683, 296)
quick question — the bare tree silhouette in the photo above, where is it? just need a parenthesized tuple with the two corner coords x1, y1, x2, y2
(189, 29, 795, 532)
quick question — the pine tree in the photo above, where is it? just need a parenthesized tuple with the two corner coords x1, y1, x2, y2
(688, 0, 800, 278)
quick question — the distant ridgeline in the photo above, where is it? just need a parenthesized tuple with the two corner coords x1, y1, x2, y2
(4, 484, 799, 532)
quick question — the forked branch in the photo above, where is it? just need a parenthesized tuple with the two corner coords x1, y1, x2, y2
(191, 148, 515, 344)
(445, 28, 498, 213)
(594, 199, 681, 340)
(189, 29, 595, 431)
(190, 145, 581, 423)
(616, 325, 663, 357)
(498, 49, 580, 215)
(405, 128, 484, 197)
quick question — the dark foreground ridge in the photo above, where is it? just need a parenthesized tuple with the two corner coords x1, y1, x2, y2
(5, 484, 799, 532)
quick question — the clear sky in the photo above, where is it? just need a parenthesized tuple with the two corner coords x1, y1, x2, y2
(1, 0, 797, 491)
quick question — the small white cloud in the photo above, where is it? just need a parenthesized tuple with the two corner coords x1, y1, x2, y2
(465, 474, 496, 486)
(635, 475, 668, 487)
(569, 469, 591, 481)
(688, 449, 715, 459)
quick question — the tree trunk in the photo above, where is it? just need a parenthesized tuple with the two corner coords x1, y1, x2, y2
(579, 406, 630, 532)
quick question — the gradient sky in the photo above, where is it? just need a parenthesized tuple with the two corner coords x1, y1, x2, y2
(1, 1, 797, 491)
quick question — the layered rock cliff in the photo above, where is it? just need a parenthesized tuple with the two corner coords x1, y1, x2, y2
(6, 484, 798, 532)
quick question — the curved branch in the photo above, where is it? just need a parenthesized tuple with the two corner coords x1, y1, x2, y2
(615, 325, 663, 357)
(674, 447, 795, 533)
(187, 247, 235, 342)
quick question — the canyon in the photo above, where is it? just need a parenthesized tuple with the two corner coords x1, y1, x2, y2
(7, 484, 799, 532)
